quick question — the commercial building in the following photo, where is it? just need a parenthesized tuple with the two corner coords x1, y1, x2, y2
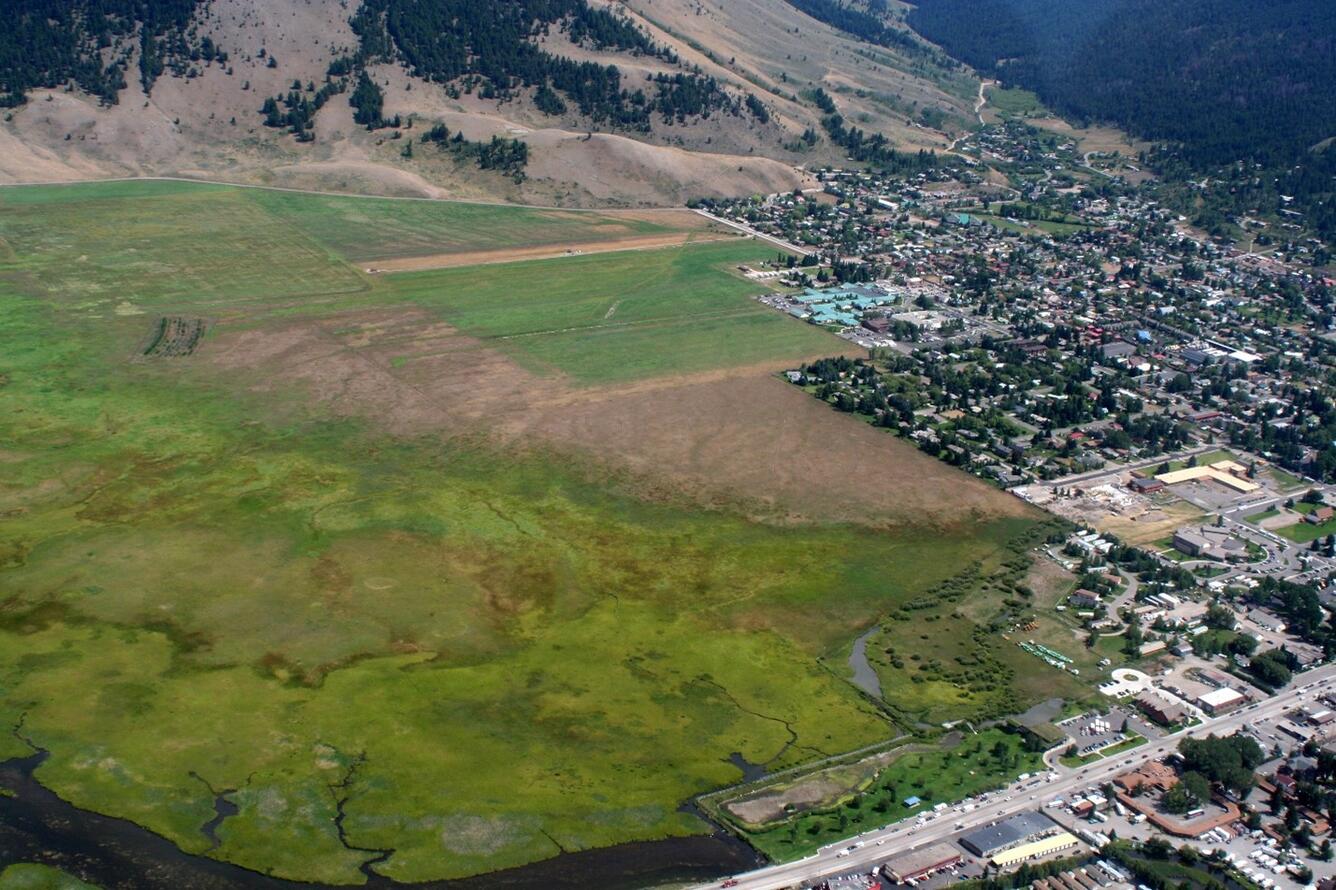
(1197, 687, 1247, 715)
(960, 812, 1059, 858)
(1114, 761, 1178, 794)
(1135, 692, 1187, 726)
(882, 843, 962, 882)
(990, 832, 1080, 868)
(1155, 462, 1260, 493)
(1171, 526, 1249, 561)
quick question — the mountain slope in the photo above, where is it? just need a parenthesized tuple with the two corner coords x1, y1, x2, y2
(905, 0, 1336, 240)
(0, 0, 977, 205)
(907, 0, 1336, 165)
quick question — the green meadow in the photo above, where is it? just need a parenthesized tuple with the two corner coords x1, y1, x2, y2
(246, 188, 677, 263)
(380, 240, 836, 382)
(0, 864, 98, 890)
(0, 180, 1046, 882)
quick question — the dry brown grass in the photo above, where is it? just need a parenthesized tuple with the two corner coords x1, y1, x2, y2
(204, 307, 1030, 526)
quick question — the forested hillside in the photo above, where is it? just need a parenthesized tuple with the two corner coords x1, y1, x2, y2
(1, 0, 208, 106)
(1, 0, 752, 133)
(350, 0, 744, 130)
(906, 0, 1336, 241)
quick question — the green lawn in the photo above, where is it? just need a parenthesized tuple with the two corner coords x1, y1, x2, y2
(1267, 466, 1308, 492)
(1245, 507, 1280, 523)
(974, 213, 1095, 237)
(1164, 449, 1239, 472)
(1276, 514, 1336, 543)
(379, 239, 838, 384)
(1060, 733, 1146, 767)
(0, 180, 1044, 883)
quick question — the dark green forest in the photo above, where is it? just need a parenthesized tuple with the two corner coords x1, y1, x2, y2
(1, 0, 212, 107)
(905, 0, 1336, 242)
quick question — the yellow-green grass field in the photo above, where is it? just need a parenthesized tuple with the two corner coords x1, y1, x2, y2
(861, 542, 1089, 728)
(986, 86, 1046, 118)
(0, 864, 98, 890)
(246, 188, 679, 263)
(0, 180, 1047, 883)
(378, 241, 836, 383)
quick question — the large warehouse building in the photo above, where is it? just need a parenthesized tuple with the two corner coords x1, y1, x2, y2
(960, 812, 1061, 858)
(989, 832, 1080, 868)
(882, 843, 962, 883)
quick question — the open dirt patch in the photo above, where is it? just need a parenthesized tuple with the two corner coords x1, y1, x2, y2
(1022, 557, 1078, 605)
(724, 745, 925, 827)
(202, 309, 1030, 525)
(367, 231, 736, 273)
(1097, 499, 1204, 546)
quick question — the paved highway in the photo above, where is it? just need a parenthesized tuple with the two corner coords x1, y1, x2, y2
(692, 208, 815, 257)
(694, 664, 1336, 890)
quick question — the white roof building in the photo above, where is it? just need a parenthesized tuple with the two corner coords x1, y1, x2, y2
(1198, 687, 1247, 714)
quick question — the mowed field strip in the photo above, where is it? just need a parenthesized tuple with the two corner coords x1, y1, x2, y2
(376, 238, 837, 384)
(0, 179, 1043, 884)
(364, 229, 734, 273)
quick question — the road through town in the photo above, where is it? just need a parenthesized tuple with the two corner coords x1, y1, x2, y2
(694, 664, 1336, 890)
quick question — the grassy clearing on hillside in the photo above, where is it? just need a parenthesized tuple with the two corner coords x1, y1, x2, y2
(987, 86, 1045, 118)
(380, 240, 836, 383)
(0, 181, 1043, 882)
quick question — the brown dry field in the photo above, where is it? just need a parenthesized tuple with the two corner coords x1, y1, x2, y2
(365, 230, 734, 273)
(723, 746, 914, 826)
(1097, 500, 1205, 546)
(1022, 556, 1079, 604)
(203, 308, 1031, 526)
